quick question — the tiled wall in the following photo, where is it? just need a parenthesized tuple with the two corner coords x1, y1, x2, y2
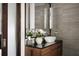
(53, 3, 79, 56)
(35, 3, 79, 56)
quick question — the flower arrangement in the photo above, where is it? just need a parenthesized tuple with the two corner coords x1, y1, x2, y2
(26, 29, 46, 38)
(26, 29, 46, 44)
(26, 30, 33, 37)
(36, 29, 46, 37)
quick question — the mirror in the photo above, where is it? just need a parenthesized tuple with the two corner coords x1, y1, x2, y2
(25, 3, 53, 38)
(35, 3, 48, 29)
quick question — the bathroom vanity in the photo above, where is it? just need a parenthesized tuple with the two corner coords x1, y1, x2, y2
(25, 40, 62, 56)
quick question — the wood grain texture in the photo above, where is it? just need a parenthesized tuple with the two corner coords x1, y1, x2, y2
(2, 3, 8, 56)
(25, 40, 62, 56)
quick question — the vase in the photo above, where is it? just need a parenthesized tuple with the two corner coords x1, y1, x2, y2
(27, 36, 32, 45)
(36, 37, 43, 45)
(31, 38, 35, 44)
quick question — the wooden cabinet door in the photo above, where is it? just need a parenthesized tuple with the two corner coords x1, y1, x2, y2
(57, 47, 62, 56)
(32, 48, 41, 56)
(51, 49, 58, 56)
(25, 40, 62, 56)
(25, 47, 32, 56)
(25, 47, 41, 56)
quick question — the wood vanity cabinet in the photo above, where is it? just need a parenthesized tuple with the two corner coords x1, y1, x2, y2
(25, 40, 62, 56)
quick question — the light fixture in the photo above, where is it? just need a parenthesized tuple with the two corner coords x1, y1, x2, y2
(48, 3, 53, 36)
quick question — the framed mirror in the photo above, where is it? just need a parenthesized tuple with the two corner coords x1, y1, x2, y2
(25, 3, 53, 39)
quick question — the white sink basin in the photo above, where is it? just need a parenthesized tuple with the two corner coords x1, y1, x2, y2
(45, 36, 56, 43)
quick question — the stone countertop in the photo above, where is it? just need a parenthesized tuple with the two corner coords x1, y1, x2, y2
(26, 40, 62, 49)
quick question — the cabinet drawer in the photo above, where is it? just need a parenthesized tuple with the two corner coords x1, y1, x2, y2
(50, 43, 61, 50)
(41, 49, 58, 56)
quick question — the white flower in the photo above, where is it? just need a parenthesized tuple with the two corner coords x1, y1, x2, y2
(38, 29, 46, 34)
(26, 29, 46, 37)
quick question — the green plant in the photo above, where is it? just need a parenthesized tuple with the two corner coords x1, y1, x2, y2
(36, 31, 43, 37)
(26, 31, 33, 37)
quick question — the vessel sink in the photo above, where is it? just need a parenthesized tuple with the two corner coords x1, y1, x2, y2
(45, 36, 56, 43)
